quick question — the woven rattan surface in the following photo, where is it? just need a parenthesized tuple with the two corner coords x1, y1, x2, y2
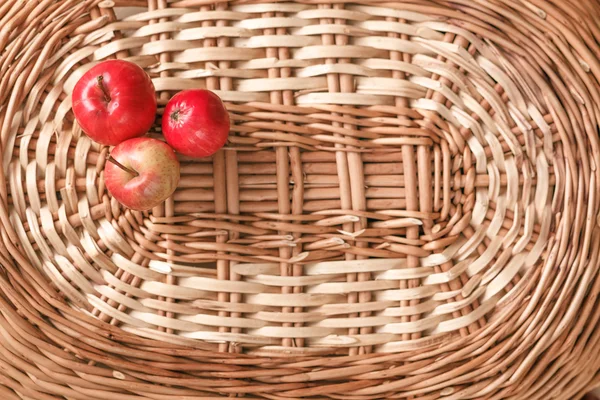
(1, 0, 600, 398)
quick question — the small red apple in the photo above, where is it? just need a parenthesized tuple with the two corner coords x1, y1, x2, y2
(104, 137, 180, 211)
(162, 89, 230, 158)
(72, 59, 157, 146)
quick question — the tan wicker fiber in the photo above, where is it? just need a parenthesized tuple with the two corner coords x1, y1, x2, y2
(2, 0, 600, 398)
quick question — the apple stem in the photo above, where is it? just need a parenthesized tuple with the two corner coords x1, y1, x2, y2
(96, 76, 111, 102)
(107, 155, 139, 177)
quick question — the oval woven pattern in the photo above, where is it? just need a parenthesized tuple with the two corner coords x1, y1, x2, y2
(1, 0, 600, 398)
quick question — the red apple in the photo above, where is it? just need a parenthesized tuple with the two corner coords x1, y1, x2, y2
(72, 59, 157, 146)
(162, 89, 230, 158)
(104, 137, 180, 211)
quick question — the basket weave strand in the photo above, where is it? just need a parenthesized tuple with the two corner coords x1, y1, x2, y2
(1, 0, 600, 398)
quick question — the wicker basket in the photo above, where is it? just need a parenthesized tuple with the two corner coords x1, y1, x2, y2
(1, 0, 600, 398)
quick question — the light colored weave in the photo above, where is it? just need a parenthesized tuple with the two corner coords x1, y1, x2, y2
(1, 0, 600, 398)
